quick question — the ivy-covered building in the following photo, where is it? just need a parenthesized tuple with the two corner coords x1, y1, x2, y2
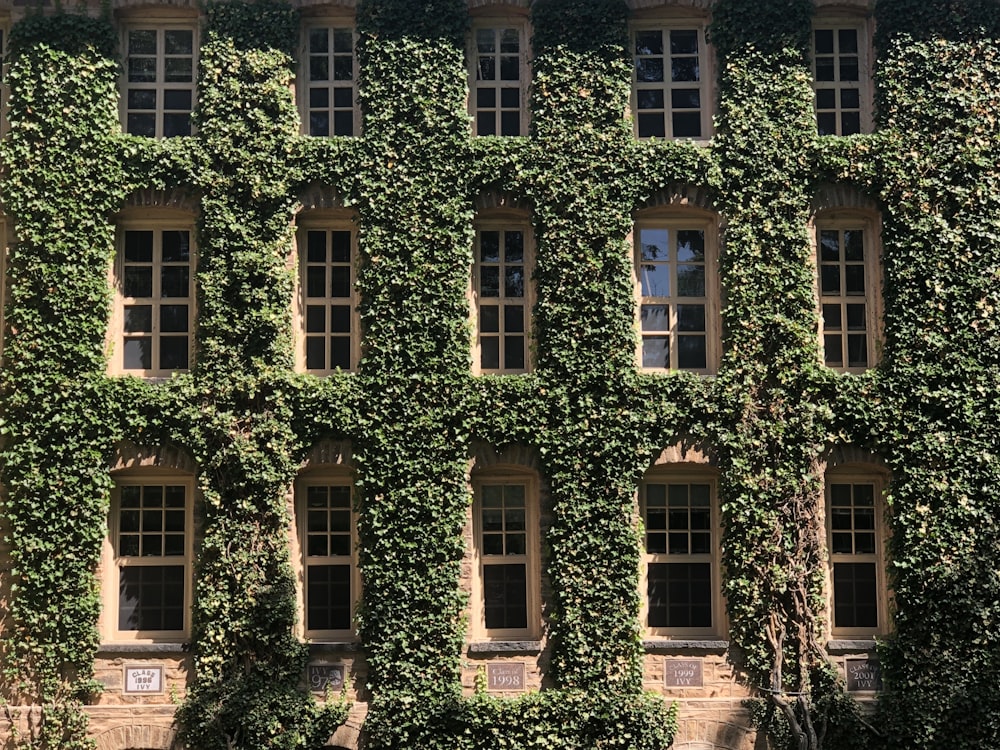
(0, 0, 998, 749)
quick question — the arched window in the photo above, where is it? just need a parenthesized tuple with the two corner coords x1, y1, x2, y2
(113, 212, 196, 377)
(296, 470, 358, 639)
(630, 8, 713, 140)
(826, 469, 889, 636)
(119, 12, 198, 137)
(633, 208, 720, 373)
(300, 11, 359, 137)
(296, 212, 360, 374)
(811, 10, 874, 135)
(469, 7, 531, 137)
(814, 210, 882, 371)
(106, 472, 194, 641)
(472, 211, 534, 374)
(471, 468, 540, 639)
(640, 468, 722, 637)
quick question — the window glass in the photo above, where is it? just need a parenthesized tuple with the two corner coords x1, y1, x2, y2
(475, 225, 530, 373)
(124, 26, 196, 137)
(472, 23, 527, 136)
(827, 478, 885, 633)
(812, 23, 868, 135)
(301, 225, 357, 373)
(642, 479, 717, 633)
(305, 25, 358, 137)
(300, 482, 355, 635)
(633, 25, 709, 139)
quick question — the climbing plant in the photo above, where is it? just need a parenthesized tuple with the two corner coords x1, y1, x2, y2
(1, 1, 999, 749)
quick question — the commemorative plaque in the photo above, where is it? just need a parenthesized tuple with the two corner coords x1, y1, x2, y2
(123, 665, 164, 694)
(487, 663, 525, 692)
(845, 658, 882, 692)
(308, 663, 346, 693)
(664, 659, 703, 688)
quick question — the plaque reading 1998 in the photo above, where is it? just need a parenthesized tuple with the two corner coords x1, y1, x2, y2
(845, 658, 882, 692)
(664, 659, 703, 688)
(487, 663, 525, 692)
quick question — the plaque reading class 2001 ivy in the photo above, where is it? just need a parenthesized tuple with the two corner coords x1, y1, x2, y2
(845, 658, 882, 692)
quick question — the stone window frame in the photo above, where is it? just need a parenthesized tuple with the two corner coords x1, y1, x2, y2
(295, 210, 361, 375)
(295, 469, 359, 642)
(632, 207, 721, 374)
(468, 10, 531, 137)
(639, 466, 724, 639)
(299, 11, 360, 138)
(812, 209, 883, 372)
(119, 14, 199, 138)
(629, 9, 714, 142)
(0, 20, 9, 137)
(825, 467, 890, 638)
(470, 467, 541, 641)
(811, 11, 874, 136)
(471, 212, 534, 375)
(110, 211, 197, 378)
(104, 472, 195, 643)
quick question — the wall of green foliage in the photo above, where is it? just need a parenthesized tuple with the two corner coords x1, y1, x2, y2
(0, 0, 998, 749)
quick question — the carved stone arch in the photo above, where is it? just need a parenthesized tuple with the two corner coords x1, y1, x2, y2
(118, 188, 200, 216)
(813, 0, 874, 12)
(627, 0, 714, 13)
(295, 0, 357, 9)
(811, 182, 880, 216)
(113, 0, 199, 11)
(109, 441, 198, 475)
(300, 438, 355, 471)
(822, 445, 889, 475)
(636, 183, 720, 218)
(468, 0, 531, 10)
(672, 717, 753, 750)
(473, 189, 533, 216)
(648, 437, 718, 469)
(469, 441, 541, 475)
(93, 724, 178, 750)
(298, 182, 352, 213)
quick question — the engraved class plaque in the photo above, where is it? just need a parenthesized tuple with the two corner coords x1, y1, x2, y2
(664, 658, 703, 688)
(308, 663, 346, 693)
(123, 665, 164, 694)
(487, 663, 525, 691)
(845, 658, 882, 692)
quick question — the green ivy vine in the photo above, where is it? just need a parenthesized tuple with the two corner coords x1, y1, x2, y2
(1, 1, 998, 749)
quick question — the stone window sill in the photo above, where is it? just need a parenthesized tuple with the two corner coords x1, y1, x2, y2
(643, 639, 728, 653)
(467, 640, 542, 655)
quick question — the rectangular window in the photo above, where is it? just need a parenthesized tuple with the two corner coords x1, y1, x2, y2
(828, 478, 885, 633)
(474, 478, 536, 637)
(813, 23, 869, 136)
(635, 222, 716, 372)
(299, 481, 355, 637)
(632, 25, 710, 139)
(642, 479, 717, 635)
(122, 25, 197, 137)
(118, 227, 194, 376)
(474, 226, 530, 373)
(300, 225, 358, 373)
(112, 480, 191, 639)
(303, 24, 358, 137)
(471, 23, 528, 136)
(817, 222, 879, 371)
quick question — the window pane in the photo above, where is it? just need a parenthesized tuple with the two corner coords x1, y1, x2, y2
(483, 563, 527, 630)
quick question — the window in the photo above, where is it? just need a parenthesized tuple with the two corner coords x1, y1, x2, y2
(472, 222, 531, 373)
(302, 23, 358, 137)
(634, 216, 718, 373)
(827, 474, 887, 635)
(816, 216, 880, 371)
(298, 221, 358, 373)
(641, 474, 720, 636)
(110, 478, 192, 640)
(470, 21, 528, 136)
(298, 477, 356, 638)
(115, 224, 195, 377)
(473, 473, 538, 638)
(812, 21, 870, 135)
(632, 23, 711, 139)
(122, 23, 197, 137)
